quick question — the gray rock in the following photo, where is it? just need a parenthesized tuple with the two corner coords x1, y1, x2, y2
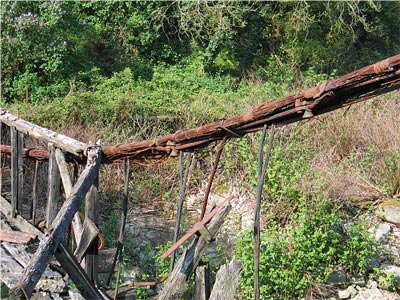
(123, 266, 143, 284)
(366, 279, 378, 289)
(370, 223, 392, 242)
(369, 286, 384, 298)
(36, 277, 65, 293)
(347, 285, 358, 297)
(376, 200, 400, 225)
(380, 264, 400, 290)
(31, 291, 52, 300)
(68, 289, 86, 300)
(327, 268, 349, 285)
(351, 275, 366, 287)
(50, 292, 63, 300)
(338, 289, 351, 299)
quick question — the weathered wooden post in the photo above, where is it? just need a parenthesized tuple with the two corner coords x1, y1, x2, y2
(46, 143, 61, 226)
(84, 141, 102, 283)
(194, 263, 210, 300)
(209, 260, 243, 300)
(10, 126, 20, 217)
(17, 130, 23, 215)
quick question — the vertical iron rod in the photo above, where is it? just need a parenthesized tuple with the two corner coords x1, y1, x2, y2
(113, 158, 130, 299)
(200, 136, 228, 220)
(170, 151, 192, 273)
(254, 124, 275, 300)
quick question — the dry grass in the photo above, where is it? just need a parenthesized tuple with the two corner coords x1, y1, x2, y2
(306, 95, 400, 205)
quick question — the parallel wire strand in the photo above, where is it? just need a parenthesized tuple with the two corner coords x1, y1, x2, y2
(254, 124, 275, 300)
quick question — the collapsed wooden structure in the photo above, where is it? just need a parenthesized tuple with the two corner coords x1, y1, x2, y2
(0, 54, 399, 299)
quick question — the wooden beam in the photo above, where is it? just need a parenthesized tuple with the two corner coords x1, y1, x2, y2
(55, 148, 83, 245)
(55, 242, 106, 300)
(0, 109, 86, 157)
(8, 142, 102, 299)
(158, 198, 232, 299)
(0, 229, 37, 244)
(84, 142, 101, 284)
(46, 143, 60, 226)
(84, 183, 99, 283)
(17, 131, 24, 215)
(209, 260, 243, 300)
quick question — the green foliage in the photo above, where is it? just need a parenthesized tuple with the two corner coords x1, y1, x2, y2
(2, 1, 398, 103)
(0, 282, 9, 298)
(233, 199, 377, 300)
(374, 269, 397, 292)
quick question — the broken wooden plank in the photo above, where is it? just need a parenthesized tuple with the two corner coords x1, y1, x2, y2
(1, 196, 42, 236)
(0, 229, 37, 244)
(161, 195, 234, 259)
(0, 109, 86, 157)
(55, 242, 106, 300)
(158, 198, 232, 299)
(1, 195, 105, 300)
(98, 248, 118, 273)
(8, 142, 102, 299)
(74, 217, 99, 263)
(209, 259, 243, 300)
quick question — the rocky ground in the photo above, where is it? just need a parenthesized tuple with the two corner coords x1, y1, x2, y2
(1, 182, 399, 299)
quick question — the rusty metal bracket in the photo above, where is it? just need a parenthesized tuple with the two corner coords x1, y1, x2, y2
(194, 222, 213, 244)
(166, 140, 179, 157)
(161, 195, 234, 259)
(295, 99, 314, 119)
